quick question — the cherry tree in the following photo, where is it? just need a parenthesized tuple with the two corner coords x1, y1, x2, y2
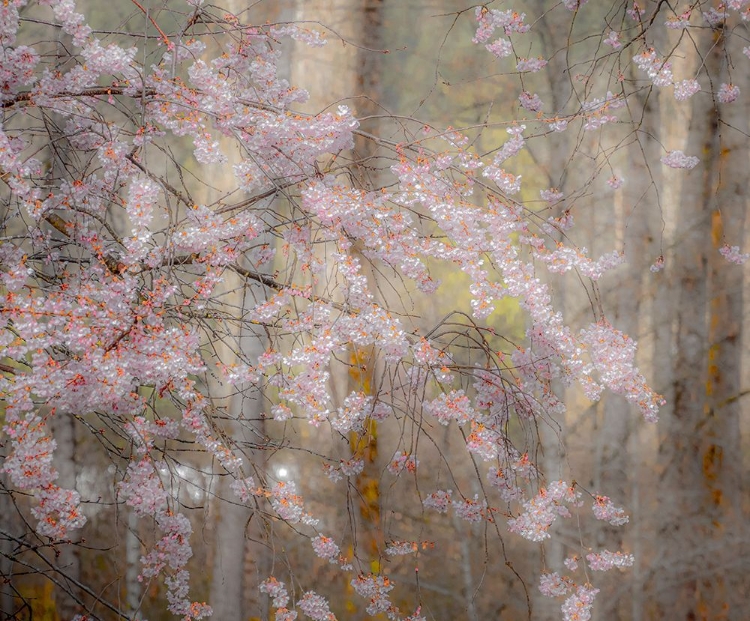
(1, 1, 748, 620)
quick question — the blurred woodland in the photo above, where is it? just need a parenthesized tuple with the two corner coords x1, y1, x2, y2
(1, 1, 749, 621)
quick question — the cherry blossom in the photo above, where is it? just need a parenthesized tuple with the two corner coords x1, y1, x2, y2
(666, 11, 692, 29)
(719, 244, 750, 265)
(385, 541, 420, 556)
(350, 573, 396, 618)
(603, 31, 622, 49)
(519, 91, 543, 112)
(606, 176, 624, 189)
(312, 535, 341, 563)
(580, 321, 664, 422)
(592, 495, 630, 526)
(674, 79, 701, 101)
(387, 451, 419, 475)
(423, 489, 453, 513)
(650, 255, 665, 272)
(718, 83, 740, 103)
(634, 49, 673, 86)
(516, 57, 548, 73)
(452, 494, 489, 523)
(661, 150, 700, 169)
(298, 591, 336, 621)
(508, 481, 581, 542)
(4, 0, 740, 618)
(562, 585, 599, 621)
(539, 572, 572, 597)
(563, 0, 589, 10)
(586, 550, 635, 571)
(703, 7, 729, 26)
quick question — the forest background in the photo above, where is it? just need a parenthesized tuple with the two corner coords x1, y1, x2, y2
(1, 1, 749, 621)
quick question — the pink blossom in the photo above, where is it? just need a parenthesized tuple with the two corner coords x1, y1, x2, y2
(298, 591, 336, 621)
(350, 573, 395, 616)
(592, 495, 629, 526)
(385, 541, 419, 556)
(423, 489, 452, 513)
(473, 7, 528, 44)
(516, 57, 548, 72)
(604, 31, 621, 49)
(607, 176, 624, 189)
(311, 535, 341, 563)
(387, 451, 419, 475)
(519, 91, 543, 111)
(650, 255, 665, 272)
(674, 79, 701, 101)
(666, 11, 692, 29)
(488, 467, 524, 501)
(486, 38, 513, 58)
(539, 572, 572, 597)
(627, 2, 646, 20)
(452, 494, 488, 523)
(718, 83, 740, 103)
(341, 458, 365, 476)
(703, 7, 728, 25)
(719, 244, 750, 264)
(541, 188, 564, 204)
(424, 390, 476, 426)
(562, 585, 599, 621)
(586, 549, 635, 571)
(508, 481, 580, 541)
(661, 150, 699, 169)
(563, 0, 589, 10)
(261, 577, 291, 609)
(634, 49, 673, 86)
(581, 321, 664, 421)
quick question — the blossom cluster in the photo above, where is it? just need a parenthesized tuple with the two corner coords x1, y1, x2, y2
(580, 321, 665, 422)
(586, 550, 635, 571)
(634, 49, 673, 87)
(473, 7, 529, 59)
(719, 244, 750, 264)
(350, 573, 397, 618)
(661, 150, 700, 169)
(6, 0, 737, 618)
(508, 481, 581, 541)
(592, 495, 630, 526)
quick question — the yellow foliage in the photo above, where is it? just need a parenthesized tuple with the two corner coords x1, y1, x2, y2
(15, 580, 59, 621)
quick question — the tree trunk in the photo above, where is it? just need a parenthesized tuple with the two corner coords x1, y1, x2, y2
(656, 23, 747, 620)
(50, 412, 82, 618)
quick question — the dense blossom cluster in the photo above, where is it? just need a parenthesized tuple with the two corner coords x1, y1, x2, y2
(3, 0, 748, 618)
(298, 591, 336, 621)
(586, 550, 635, 571)
(719, 244, 750, 265)
(561, 585, 599, 621)
(661, 150, 700, 169)
(350, 573, 397, 618)
(592, 495, 630, 526)
(580, 321, 664, 422)
(507, 481, 581, 542)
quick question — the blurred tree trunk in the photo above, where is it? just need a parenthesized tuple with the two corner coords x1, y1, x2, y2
(202, 3, 297, 618)
(292, 6, 386, 619)
(125, 510, 142, 619)
(533, 11, 575, 621)
(44, 26, 82, 616)
(0, 479, 15, 615)
(595, 73, 661, 621)
(49, 412, 82, 618)
(656, 22, 747, 620)
(704, 50, 748, 618)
